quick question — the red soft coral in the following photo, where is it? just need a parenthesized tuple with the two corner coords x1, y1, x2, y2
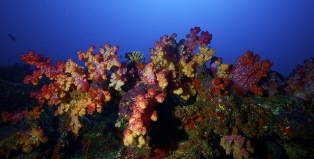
(231, 51, 272, 96)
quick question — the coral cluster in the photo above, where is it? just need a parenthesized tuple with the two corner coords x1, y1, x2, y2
(122, 61, 168, 148)
(18, 126, 48, 153)
(0, 27, 313, 158)
(20, 43, 121, 136)
(285, 58, 314, 102)
(220, 135, 254, 159)
(0, 124, 48, 156)
(1, 106, 42, 124)
(123, 88, 166, 147)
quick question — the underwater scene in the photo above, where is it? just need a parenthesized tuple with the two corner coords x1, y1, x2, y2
(1, 1, 314, 159)
(0, 26, 313, 159)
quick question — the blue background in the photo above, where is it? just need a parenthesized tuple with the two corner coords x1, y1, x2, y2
(1, 0, 313, 76)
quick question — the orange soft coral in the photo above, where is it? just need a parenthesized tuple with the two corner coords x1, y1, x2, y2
(18, 126, 48, 153)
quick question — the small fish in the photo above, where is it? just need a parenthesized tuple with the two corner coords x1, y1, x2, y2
(80, 116, 93, 126)
(8, 33, 16, 41)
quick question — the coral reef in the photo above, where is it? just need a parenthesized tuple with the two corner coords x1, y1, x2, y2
(0, 27, 313, 159)
(285, 58, 314, 103)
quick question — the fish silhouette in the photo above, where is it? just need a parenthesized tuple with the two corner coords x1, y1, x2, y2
(8, 33, 16, 41)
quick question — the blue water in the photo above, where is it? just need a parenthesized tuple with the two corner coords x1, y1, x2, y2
(1, 1, 314, 76)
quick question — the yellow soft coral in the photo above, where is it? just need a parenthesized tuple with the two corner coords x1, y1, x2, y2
(156, 69, 168, 90)
(194, 46, 215, 65)
(150, 50, 170, 70)
(173, 81, 196, 100)
(173, 87, 183, 95)
(123, 129, 148, 148)
(217, 64, 231, 78)
(180, 58, 196, 78)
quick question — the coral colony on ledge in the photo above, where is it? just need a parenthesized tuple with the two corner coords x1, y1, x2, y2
(0, 27, 313, 159)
